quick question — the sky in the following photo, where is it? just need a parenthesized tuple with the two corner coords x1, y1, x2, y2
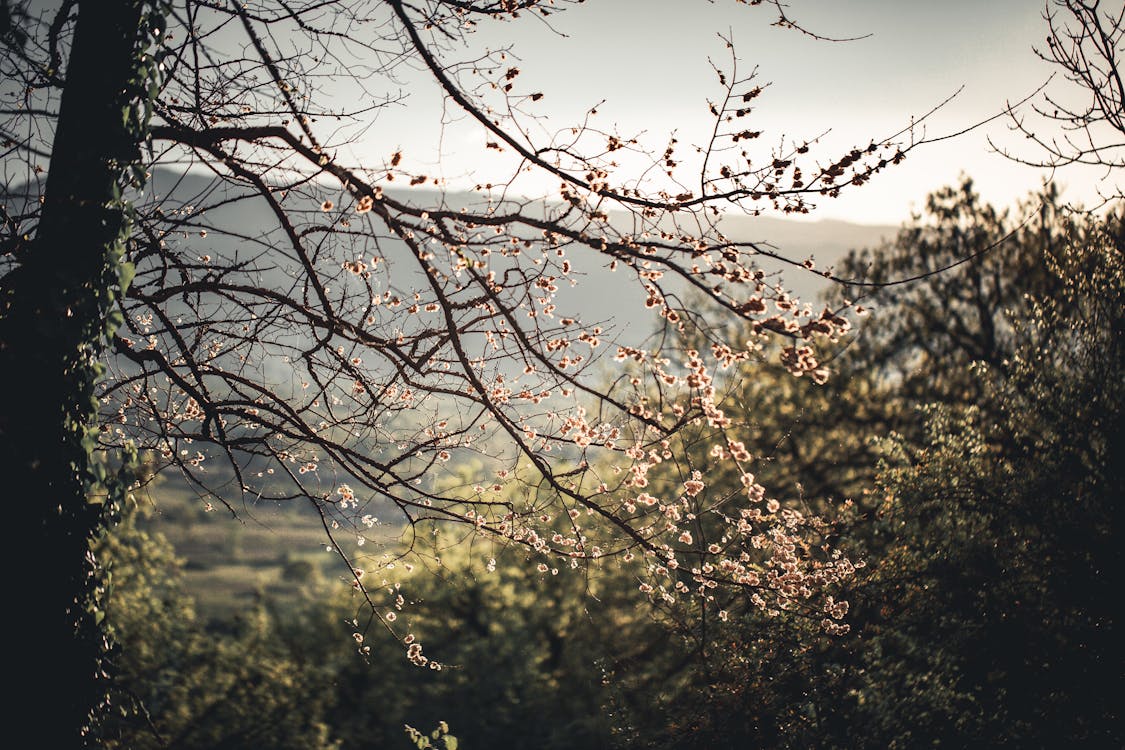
(19, 0, 1100, 227)
(353, 0, 1111, 226)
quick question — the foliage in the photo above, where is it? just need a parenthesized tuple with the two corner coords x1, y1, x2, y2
(96, 501, 341, 750)
(404, 722, 458, 750)
(842, 243, 1119, 747)
(640, 179, 1089, 537)
(805, 205, 1123, 747)
(618, 191, 1124, 747)
(281, 529, 642, 749)
(834, 179, 1075, 413)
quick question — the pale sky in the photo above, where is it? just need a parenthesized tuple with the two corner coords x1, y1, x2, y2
(22, 0, 1102, 226)
(352, 0, 1112, 225)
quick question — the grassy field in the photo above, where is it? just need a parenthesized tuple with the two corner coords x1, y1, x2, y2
(133, 472, 388, 622)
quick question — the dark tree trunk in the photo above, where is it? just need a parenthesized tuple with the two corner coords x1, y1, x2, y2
(0, 2, 147, 746)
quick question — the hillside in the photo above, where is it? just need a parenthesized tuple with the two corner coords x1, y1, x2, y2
(134, 473, 377, 622)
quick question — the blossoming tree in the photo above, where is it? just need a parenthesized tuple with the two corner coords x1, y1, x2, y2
(1, 0, 931, 742)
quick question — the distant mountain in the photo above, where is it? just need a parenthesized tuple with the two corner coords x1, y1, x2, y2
(10, 167, 898, 343)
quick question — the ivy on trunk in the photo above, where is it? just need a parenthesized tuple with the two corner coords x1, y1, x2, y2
(0, 1, 164, 745)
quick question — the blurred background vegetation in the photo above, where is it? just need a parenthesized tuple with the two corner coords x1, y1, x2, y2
(95, 181, 1122, 748)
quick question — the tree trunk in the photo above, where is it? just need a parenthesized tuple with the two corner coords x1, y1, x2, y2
(0, 2, 147, 746)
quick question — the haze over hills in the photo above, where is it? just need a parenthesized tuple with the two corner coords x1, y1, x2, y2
(3, 167, 897, 366)
(5, 166, 896, 318)
(134, 168, 897, 339)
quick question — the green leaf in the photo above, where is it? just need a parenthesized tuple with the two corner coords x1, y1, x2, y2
(105, 307, 125, 335)
(118, 260, 136, 292)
